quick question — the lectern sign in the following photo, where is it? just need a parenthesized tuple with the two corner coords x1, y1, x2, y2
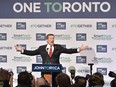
(32, 64, 62, 72)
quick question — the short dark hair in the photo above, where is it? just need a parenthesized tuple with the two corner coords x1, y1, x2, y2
(88, 72, 104, 86)
(17, 71, 33, 87)
(39, 85, 51, 87)
(74, 76, 86, 87)
(110, 78, 116, 87)
(71, 84, 79, 87)
(0, 68, 10, 81)
(46, 34, 54, 39)
(56, 73, 71, 87)
(0, 68, 11, 87)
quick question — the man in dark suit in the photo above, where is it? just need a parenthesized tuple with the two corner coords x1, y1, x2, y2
(15, 33, 88, 87)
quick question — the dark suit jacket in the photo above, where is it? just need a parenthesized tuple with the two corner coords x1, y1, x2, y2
(22, 44, 78, 64)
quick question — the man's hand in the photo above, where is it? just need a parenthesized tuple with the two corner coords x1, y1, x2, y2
(15, 44, 23, 52)
(79, 44, 88, 52)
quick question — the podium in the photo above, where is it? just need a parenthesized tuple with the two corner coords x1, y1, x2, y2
(32, 64, 62, 86)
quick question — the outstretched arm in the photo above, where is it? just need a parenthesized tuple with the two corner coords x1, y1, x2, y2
(60, 44, 88, 54)
(15, 44, 40, 56)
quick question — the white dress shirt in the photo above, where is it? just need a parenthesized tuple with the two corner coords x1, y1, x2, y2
(46, 44, 54, 54)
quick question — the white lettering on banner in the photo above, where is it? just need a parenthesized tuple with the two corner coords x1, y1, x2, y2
(100, 2, 111, 12)
(34, 66, 60, 70)
(13, 2, 111, 13)
(63, 2, 71, 12)
(83, 2, 92, 12)
(71, 2, 82, 12)
(62, 2, 111, 12)
(13, 3, 23, 13)
(34, 66, 44, 70)
(13, 2, 41, 13)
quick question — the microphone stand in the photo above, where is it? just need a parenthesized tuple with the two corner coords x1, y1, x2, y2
(87, 63, 94, 87)
(88, 63, 94, 75)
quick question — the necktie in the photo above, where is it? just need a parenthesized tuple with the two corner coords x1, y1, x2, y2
(49, 46, 52, 57)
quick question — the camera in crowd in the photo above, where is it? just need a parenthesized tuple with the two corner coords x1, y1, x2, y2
(109, 71, 116, 87)
(109, 71, 116, 78)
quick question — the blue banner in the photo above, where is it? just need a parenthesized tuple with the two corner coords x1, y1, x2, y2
(0, 0, 115, 18)
(32, 64, 62, 72)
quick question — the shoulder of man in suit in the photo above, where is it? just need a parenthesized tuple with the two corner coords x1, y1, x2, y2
(38, 45, 47, 49)
(39, 44, 61, 48)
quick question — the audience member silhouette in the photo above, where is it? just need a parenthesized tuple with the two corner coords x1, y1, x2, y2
(0, 68, 13, 87)
(110, 78, 116, 87)
(16, 71, 35, 87)
(88, 72, 104, 87)
(56, 73, 71, 87)
(72, 76, 86, 87)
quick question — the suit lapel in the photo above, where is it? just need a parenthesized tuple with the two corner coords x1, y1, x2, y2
(51, 44, 57, 57)
(43, 45, 50, 57)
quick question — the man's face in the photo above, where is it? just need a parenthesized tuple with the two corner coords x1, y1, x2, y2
(47, 35, 54, 45)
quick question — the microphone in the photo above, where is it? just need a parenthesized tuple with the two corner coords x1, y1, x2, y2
(46, 48, 49, 52)
(68, 66, 76, 79)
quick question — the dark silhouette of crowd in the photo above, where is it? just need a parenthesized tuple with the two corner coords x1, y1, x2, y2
(0, 68, 116, 87)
